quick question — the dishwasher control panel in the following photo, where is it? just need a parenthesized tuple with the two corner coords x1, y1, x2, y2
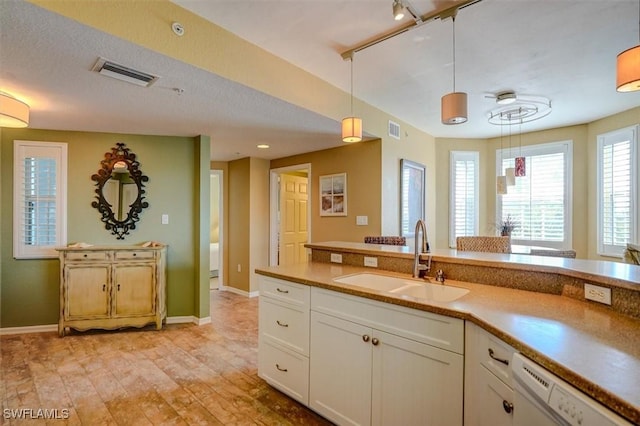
(512, 353, 632, 426)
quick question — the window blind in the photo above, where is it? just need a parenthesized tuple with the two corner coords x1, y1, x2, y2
(450, 151, 478, 247)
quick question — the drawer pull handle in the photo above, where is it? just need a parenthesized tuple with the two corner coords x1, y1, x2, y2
(275, 364, 287, 372)
(276, 320, 289, 327)
(371, 338, 380, 346)
(276, 288, 289, 294)
(502, 400, 514, 414)
(362, 335, 370, 342)
(488, 348, 509, 366)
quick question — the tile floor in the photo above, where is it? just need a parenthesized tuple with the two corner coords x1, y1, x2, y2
(1, 290, 332, 425)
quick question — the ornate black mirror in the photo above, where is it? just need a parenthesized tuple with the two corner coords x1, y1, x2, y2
(91, 143, 149, 239)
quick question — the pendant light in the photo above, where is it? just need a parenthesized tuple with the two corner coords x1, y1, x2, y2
(505, 116, 516, 186)
(441, 15, 467, 125)
(616, 0, 640, 92)
(342, 54, 362, 143)
(0, 92, 30, 128)
(497, 119, 507, 195)
(515, 118, 526, 177)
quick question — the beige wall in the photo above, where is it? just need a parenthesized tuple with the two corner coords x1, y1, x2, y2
(271, 140, 382, 243)
(225, 157, 270, 293)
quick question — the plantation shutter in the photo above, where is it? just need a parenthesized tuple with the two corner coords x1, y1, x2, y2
(450, 151, 478, 247)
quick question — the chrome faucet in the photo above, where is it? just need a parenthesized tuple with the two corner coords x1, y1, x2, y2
(413, 219, 432, 278)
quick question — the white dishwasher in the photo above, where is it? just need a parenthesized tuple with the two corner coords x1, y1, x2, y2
(511, 353, 632, 426)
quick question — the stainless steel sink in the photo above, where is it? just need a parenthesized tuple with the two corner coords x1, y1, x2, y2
(333, 272, 469, 302)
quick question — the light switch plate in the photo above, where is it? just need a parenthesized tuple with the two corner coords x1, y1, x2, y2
(161, 214, 169, 225)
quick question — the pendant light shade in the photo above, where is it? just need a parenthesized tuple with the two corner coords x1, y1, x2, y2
(441, 16, 467, 125)
(441, 92, 468, 124)
(342, 55, 362, 143)
(342, 117, 362, 143)
(617, 45, 640, 92)
(0, 93, 29, 128)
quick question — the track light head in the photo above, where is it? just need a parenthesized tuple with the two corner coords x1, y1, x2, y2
(393, 0, 405, 20)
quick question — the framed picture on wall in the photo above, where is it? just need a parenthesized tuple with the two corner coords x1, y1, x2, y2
(400, 159, 425, 237)
(320, 173, 347, 216)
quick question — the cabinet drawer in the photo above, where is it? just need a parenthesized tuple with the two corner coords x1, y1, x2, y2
(258, 338, 309, 405)
(260, 276, 310, 308)
(66, 251, 108, 261)
(311, 287, 464, 354)
(259, 297, 309, 355)
(114, 250, 154, 260)
(476, 325, 516, 386)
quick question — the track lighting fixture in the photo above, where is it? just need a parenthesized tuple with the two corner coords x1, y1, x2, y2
(392, 0, 405, 21)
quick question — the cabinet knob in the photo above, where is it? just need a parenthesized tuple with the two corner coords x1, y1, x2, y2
(362, 335, 370, 342)
(276, 320, 289, 328)
(133, 253, 137, 256)
(275, 364, 288, 372)
(488, 348, 509, 366)
(117, 284, 121, 291)
(83, 254, 88, 258)
(276, 287, 289, 294)
(102, 284, 106, 292)
(502, 400, 514, 414)
(371, 338, 380, 346)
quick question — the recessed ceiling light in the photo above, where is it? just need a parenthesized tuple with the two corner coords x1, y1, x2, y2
(257, 144, 270, 149)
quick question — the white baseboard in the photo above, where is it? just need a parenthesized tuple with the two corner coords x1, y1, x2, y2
(1, 316, 212, 335)
(0, 324, 57, 335)
(219, 285, 260, 298)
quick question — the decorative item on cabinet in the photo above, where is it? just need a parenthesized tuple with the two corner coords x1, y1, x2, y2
(91, 143, 149, 239)
(56, 243, 167, 337)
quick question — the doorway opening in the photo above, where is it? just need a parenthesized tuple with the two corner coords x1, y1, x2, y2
(210, 170, 223, 290)
(270, 164, 311, 266)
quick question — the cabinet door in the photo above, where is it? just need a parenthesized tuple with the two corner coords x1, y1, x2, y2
(65, 265, 110, 319)
(371, 330, 464, 426)
(113, 264, 155, 316)
(309, 311, 372, 426)
(473, 366, 514, 426)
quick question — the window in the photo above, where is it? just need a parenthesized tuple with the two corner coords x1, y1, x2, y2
(13, 141, 67, 259)
(496, 141, 573, 249)
(449, 151, 479, 247)
(597, 125, 638, 257)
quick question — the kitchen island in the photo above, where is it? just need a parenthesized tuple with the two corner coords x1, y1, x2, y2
(256, 242, 640, 424)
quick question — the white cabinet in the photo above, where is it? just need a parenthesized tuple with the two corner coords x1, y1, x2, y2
(57, 245, 166, 336)
(258, 276, 310, 405)
(464, 322, 517, 426)
(310, 287, 464, 426)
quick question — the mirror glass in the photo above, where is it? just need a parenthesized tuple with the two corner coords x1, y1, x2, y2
(91, 143, 149, 239)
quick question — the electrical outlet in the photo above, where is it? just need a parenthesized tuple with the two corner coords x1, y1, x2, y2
(161, 214, 169, 225)
(364, 256, 378, 267)
(237, 264, 242, 272)
(584, 283, 611, 305)
(330, 253, 342, 263)
(356, 215, 368, 226)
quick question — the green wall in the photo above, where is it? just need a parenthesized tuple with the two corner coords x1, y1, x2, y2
(1, 128, 208, 327)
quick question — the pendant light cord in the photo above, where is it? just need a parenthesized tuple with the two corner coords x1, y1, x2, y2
(350, 57, 354, 115)
(452, 16, 457, 92)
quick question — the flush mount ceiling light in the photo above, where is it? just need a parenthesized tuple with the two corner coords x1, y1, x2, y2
(0, 92, 30, 128)
(257, 144, 270, 149)
(392, 0, 405, 20)
(487, 95, 552, 125)
(616, 0, 640, 92)
(342, 54, 362, 143)
(441, 14, 468, 125)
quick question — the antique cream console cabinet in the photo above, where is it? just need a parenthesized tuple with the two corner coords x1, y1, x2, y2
(56, 245, 167, 337)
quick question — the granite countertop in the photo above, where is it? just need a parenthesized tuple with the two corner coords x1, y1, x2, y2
(306, 241, 640, 290)
(255, 260, 640, 424)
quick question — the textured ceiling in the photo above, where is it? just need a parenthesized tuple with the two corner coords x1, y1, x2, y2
(1, 0, 639, 161)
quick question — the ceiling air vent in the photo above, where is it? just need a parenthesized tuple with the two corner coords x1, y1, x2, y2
(91, 58, 159, 87)
(388, 120, 400, 140)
